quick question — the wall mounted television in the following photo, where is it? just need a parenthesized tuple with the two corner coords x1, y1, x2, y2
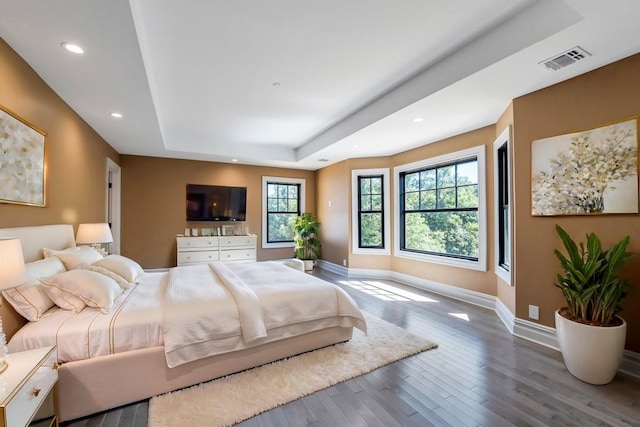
(186, 184, 247, 221)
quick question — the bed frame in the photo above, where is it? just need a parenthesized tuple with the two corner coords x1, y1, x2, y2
(0, 225, 353, 421)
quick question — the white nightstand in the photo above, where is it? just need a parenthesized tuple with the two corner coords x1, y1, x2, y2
(0, 346, 58, 427)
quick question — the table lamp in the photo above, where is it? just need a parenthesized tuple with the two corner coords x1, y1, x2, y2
(0, 238, 27, 373)
(76, 223, 113, 255)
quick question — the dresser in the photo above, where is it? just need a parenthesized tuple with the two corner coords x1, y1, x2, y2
(0, 346, 58, 427)
(177, 235, 257, 266)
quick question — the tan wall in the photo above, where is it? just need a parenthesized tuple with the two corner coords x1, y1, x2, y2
(512, 53, 640, 352)
(495, 102, 516, 314)
(390, 126, 497, 295)
(315, 161, 350, 266)
(120, 155, 315, 268)
(0, 39, 119, 231)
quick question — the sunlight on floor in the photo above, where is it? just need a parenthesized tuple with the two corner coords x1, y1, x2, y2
(448, 312, 470, 321)
(338, 280, 439, 302)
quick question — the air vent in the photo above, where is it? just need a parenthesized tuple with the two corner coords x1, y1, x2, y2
(539, 46, 591, 71)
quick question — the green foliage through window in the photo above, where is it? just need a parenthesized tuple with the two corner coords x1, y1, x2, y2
(401, 158, 479, 259)
(358, 175, 384, 248)
(267, 182, 300, 243)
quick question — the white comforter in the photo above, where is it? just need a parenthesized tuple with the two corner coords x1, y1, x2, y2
(163, 261, 366, 367)
(8, 262, 366, 367)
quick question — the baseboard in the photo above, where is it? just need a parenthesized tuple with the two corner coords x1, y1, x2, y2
(318, 261, 640, 381)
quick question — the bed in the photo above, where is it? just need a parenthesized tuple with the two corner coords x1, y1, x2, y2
(0, 224, 366, 422)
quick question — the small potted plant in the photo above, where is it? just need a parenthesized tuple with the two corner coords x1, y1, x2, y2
(554, 225, 632, 384)
(293, 213, 321, 271)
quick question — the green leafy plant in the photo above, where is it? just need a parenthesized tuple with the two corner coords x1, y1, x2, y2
(554, 225, 632, 326)
(293, 213, 321, 261)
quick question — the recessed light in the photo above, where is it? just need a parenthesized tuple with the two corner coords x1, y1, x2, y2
(353, 145, 359, 149)
(272, 82, 281, 87)
(109, 112, 123, 118)
(61, 42, 84, 54)
(232, 158, 238, 162)
(318, 159, 329, 162)
(413, 117, 424, 123)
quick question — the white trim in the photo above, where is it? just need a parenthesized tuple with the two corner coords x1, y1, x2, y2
(261, 176, 306, 249)
(106, 158, 121, 255)
(351, 168, 391, 255)
(493, 126, 513, 285)
(393, 145, 487, 272)
(495, 298, 515, 334)
(319, 263, 640, 380)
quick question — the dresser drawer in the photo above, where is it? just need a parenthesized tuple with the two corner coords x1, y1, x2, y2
(219, 236, 256, 248)
(5, 348, 57, 427)
(177, 250, 219, 264)
(177, 237, 219, 250)
(220, 249, 256, 262)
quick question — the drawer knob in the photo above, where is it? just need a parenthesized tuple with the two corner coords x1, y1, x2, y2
(31, 388, 41, 397)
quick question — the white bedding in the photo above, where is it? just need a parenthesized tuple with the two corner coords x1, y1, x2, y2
(163, 261, 366, 367)
(8, 262, 366, 367)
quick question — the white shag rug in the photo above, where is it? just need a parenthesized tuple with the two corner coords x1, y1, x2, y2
(148, 314, 437, 427)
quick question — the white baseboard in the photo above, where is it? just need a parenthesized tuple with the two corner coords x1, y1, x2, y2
(319, 261, 640, 381)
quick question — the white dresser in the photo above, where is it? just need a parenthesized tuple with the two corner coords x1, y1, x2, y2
(177, 235, 257, 266)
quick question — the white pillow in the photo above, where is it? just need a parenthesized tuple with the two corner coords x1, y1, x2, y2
(42, 246, 80, 259)
(40, 270, 122, 314)
(93, 255, 144, 282)
(2, 258, 66, 321)
(54, 246, 103, 270)
(78, 264, 132, 290)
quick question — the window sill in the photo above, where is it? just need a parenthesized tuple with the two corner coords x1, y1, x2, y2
(394, 249, 486, 271)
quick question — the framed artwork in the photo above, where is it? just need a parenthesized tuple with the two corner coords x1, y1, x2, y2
(531, 117, 638, 216)
(0, 105, 46, 206)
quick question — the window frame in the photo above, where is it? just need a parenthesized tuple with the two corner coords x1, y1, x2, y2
(351, 168, 390, 255)
(493, 126, 513, 285)
(261, 176, 306, 249)
(394, 145, 487, 271)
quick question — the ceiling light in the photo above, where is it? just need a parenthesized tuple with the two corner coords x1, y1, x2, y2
(318, 159, 329, 162)
(109, 112, 123, 118)
(272, 82, 281, 87)
(61, 42, 84, 54)
(232, 159, 238, 162)
(353, 145, 359, 149)
(413, 117, 424, 123)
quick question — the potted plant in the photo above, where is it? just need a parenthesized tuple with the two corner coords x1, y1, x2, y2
(293, 213, 321, 271)
(554, 224, 632, 384)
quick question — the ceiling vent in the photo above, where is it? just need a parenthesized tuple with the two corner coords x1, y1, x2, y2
(539, 46, 591, 71)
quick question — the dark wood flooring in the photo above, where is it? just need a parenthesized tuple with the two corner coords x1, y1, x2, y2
(62, 268, 640, 427)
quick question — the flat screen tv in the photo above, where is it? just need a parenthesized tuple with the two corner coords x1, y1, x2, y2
(186, 184, 247, 221)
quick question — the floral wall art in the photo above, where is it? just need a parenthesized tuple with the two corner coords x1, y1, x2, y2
(531, 118, 638, 216)
(0, 105, 46, 206)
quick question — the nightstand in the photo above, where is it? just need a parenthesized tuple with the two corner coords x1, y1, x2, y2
(0, 346, 58, 427)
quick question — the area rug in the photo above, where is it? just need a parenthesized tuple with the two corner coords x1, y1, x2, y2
(148, 314, 437, 427)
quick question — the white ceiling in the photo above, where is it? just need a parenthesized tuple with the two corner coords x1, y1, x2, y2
(1, 0, 640, 170)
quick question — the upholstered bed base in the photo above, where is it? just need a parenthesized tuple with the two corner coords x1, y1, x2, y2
(0, 225, 354, 422)
(58, 326, 352, 421)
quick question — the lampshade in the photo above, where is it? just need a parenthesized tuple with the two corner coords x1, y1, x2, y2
(76, 223, 114, 245)
(0, 238, 26, 291)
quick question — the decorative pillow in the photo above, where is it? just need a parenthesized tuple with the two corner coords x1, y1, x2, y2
(1, 257, 66, 321)
(93, 255, 144, 282)
(42, 246, 80, 259)
(54, 246, 103, 270)
(78, 264, 132, 290)
(40, 270, 122, 314)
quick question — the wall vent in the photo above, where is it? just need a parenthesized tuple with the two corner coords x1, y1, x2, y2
(539, 46, 591, 71)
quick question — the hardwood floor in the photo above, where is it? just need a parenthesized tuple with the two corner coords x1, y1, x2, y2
(62, 268, 640, 427)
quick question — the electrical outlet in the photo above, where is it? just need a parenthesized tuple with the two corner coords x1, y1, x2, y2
(342, 259, 347, 267)
(528, 305, 539, 320)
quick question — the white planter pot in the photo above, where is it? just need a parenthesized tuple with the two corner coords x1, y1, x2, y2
(302, 260, 315, 271)
(555, 310, 626, 385)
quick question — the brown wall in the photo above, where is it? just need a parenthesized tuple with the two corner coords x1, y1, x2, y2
(512, 53, 640, 352)
(390, 126, 497, 295)
(315, 161, 350, 267)
(0, 39, 119, 230)
(120, 155, 316, 268)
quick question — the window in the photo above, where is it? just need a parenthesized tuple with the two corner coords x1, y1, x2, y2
(262, 176, 305, 249)
(394, 146, 486, 271)
(351, 169, 390, 255)
(494, 127, 512, 284)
